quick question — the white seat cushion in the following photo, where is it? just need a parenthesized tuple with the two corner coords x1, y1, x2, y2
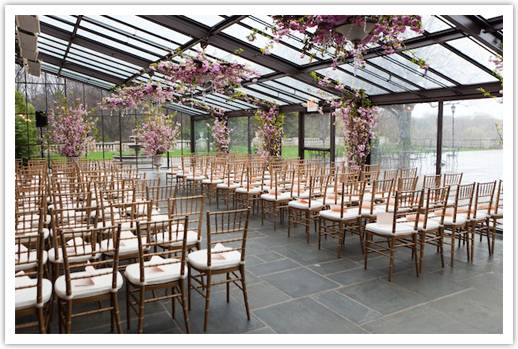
(217, 183, 240, 189)
(124, 255, 187, 286)
(235, 187, 262, 194)
(288, 200, 323, 210)
(291, 190, 310, 199)
(154, 229, 199, 247)
(100, 231, 144, 256)
(320, 208, 361, 221)
(260, 192, 292, 201)
(186, 175, 206, 181)
(432, 214, 467, 226)
(188, 243, 241, 271)
(365, 222, 416, 236)
(54, 267, 123, 300)
(402, 219, 440, 231)
(48, 237, 101, 263)
(202, 178, 223, 184)
(15, 275, 52, 310)
(151, 214, 170, 222)
(15, 247, 48, 272)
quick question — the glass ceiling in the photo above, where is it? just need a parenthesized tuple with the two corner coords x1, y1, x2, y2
(26, 14, 503, 115)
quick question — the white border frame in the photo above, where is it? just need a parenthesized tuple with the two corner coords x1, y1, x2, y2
(4, 4, 513, 345)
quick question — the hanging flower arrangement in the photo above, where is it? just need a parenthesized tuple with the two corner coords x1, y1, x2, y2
(255, 106, 284, 158)
(47, 104, 96, 158)
(332, 90, 378, 170)
(150, 52, 258, 95)
(135, 110, 180, 156)
(255, 15, 426, 69)
(101, 82, 176, 110)
(211, 112, 231, 153)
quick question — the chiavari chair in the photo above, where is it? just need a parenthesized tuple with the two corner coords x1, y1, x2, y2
(397, 167, 418, 178)
(234, 163, 264, 213)
(440, 182, 475, 266)
(54, 225, 123, 333)
(397, 176, 418, 191)
(260, 168, 294, 230)
(287, 175, 327, 243)
(442, 172, 463, 187)
(423, 174, 441, 189)
(488, 180, 503, 256)
(15, 230, 52, 333)
(362, 178, 395, 219)
(145, 184, 176, 221)
(382, 169, 398, 181)
(216, 160, 245, 209)
(124, 218, 190, 333)
(187, 208, 251, 332)
(364, 189, 423, 281)
(201, 157, 225, 204)
(469, 181, 497, 260)
(318, 179, 367, 257)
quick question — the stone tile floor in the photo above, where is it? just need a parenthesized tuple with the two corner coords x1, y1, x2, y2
(16, 203, 503, 334)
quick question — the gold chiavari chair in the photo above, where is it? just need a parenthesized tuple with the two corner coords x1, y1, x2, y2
(260, 168, 294, 230)
(124, 217, 190, 333)
(397, 167, 418, 178)
(397, 176, 418, 191)
(318, 179, 367, 257)
(187, 208, 251, 332)
(234, 163, 265, 214)
(287, 175, 327, 244)
(362, 178, 395, 219)
(146, 184, 176, 221)
(54, 225, 123, 333)
(440, 182, 475, 267)
(488, 179, 503, 256)
(469, 181, 497, 260)
(15, 230, 52, 333)
(442, 172, 463, 187)
(382, 169, 398, 181)
(423, 174, 441, 189)
(364, 189, 423, 281)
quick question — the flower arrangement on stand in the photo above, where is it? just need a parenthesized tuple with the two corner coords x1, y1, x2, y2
(331, 90, 378, 170)
(255, 106, 284, 158)
(212, 111, 231, 154)
(101, 82, 176, 110)
(47, 104, 96, 162)
(135, 109, 180, 170)
(252, 15, 426, 70)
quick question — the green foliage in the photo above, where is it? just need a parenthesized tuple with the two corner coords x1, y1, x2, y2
(15, 90, 39, 162)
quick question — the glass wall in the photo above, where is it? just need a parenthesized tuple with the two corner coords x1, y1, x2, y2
(441, 99, 503, 183)
(229, 116, 249, 154)
(371, 103, 438, 176)
(14, 65, 193, 166)
(304, 112, 330, 160)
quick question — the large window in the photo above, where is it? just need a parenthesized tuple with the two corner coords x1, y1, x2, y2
(371, 103, 438, 175)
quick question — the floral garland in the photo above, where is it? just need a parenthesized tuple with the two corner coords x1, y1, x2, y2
(48, 104, 96, 158)
(255, 106, 284, 158)
(101, 82, 176, 110)
(331, 90, 378, 170)
(150, 53, 258, 95)
(256, 15, 426, 69)
(135, 110, 180, 156)
(211, 112, 231, 153)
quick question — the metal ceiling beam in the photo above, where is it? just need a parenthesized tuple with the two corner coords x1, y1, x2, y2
(40, 21, 152, 67)
(442, 15, 503, 56)
(58, 15, 82, 76)
(39, 52, 125, 84)
(369, 81, 502, 105)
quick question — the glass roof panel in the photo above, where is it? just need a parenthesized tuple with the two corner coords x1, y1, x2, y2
(192, 97, 235, 111)
(38, 46, 65, 59)
(247, 84, 306, 104)
(222, 23, 314, 65)
(379, 54, 454, 86)
(212, 92, 258, 108)
(76, 28, 160, 61)
(79, 20, 171, 57)
(185, 15, 225, 27)
(237, 87, 288, 105)
(407, 44, 498, 84)
(263, 81, 323, 102)
(69, 43, 142, 71)
(317, 67, 389, 95)
(112, 15, 192, 44)
(401, 15, 452, 39)
(199, 44, 274, 75)
(67, 49, 137, 76)
(340, 64, 413, 92)
(38, 34, 69, 49)
(42, 63, 115, 89)
(367, 55, 448, 89)
(39, 15, 74, 31)
(446, 37, 496, 70)
(274, 77, 337, 100)
(65, 54, 134, 79)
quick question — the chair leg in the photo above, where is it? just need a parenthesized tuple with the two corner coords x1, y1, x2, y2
(305, 210, 310, 244)
(171, 289, 176, 319)
(137, 286, 145, 334)
(187, 266, 192, 311)
(178, 280, 190, 334)
(337, 222, 344, 258)
(413, 234, 419, 277)
(287, 208, 292, 238)
(364, 231, 370, 270)
(36, 307, 46, 334)
(240, 265, 251, 321)
(260, 200, 264, 225)
(65, 300, 72, 334)
(388, 238, 395, 282)
(439, 228, 445, 268)
(450, 227, 456, 267)
(491, 218, 497, 256)
(112, 292, 122, 334)
(419, 231, 425, 274)
(317, 217, 322, 250)
(126, 283, 131, 330)
(57, 298, 63, 333)
(203, 273, 212, 332)
(226, 272, 230, 303)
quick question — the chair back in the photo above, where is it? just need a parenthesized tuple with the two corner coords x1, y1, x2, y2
(168, 195, 204, 244)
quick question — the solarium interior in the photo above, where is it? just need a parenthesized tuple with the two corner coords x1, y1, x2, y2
(14, 14, 504, 334)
